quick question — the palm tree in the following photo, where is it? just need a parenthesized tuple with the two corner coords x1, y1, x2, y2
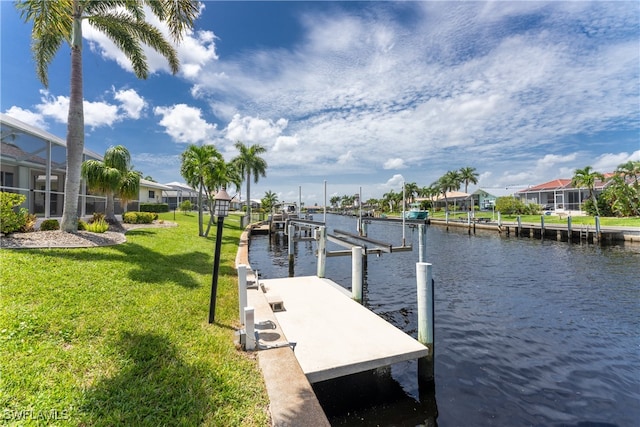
(17, 0, 200, 232)
(434, 170, 462, 213)
(382, 190, 400, 212)
(615, 160, 640, 188)
(81, 145, 140, 222)
(202, 158, 242, 237)
(418, 185, 438, 209)
(232, 141, 267, 221)
(340, 194, 355, 209)
(330, 195, 341, 209)
(459, 166, 479, 193)
(181, 144, 222, 236)
(404, 182, 419, 204)
(261, 190, 279, 214)
(571, 166, 605, 216)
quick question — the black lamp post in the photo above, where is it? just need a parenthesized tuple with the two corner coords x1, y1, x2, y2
(208, 188, 231, 324)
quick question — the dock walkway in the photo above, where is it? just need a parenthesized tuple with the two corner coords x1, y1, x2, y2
(259, 276, 428, 383)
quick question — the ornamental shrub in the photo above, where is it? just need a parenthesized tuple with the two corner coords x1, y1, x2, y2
(40, 219, 60, 231)
(123, 212, 155, 224)
(495, 196, 532, 215)
(179, 200, 192, 213)
(0, 192, 28, 234)
(85, 218, 109, 233)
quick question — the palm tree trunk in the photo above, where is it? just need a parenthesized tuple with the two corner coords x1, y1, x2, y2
(246, 171, 251, 221)
(61, 10, 84, 233)
(105, 193, 116, 221)
(197, 183, 203, 236)
(590, 190, 600, 217)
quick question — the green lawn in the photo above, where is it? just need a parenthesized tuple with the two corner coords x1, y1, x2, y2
(424, 210, 640, 227)
(0, 213, 269, 426)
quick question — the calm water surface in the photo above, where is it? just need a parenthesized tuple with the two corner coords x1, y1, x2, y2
(249, 214, 640, 426)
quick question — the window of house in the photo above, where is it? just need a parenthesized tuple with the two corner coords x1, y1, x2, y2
(1, 171, 14, 188)
(148, 190, 155, 199)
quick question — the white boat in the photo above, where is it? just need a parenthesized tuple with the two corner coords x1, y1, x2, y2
(404, 202, 429, 220)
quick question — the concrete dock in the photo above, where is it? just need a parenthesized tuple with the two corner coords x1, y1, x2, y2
(236, 227, 429, 425)
(259, 276, 429, 383)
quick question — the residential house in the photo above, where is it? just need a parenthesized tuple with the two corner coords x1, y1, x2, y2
(517, 177, 614, 212)
(1, 113, 183, 217)
(1, 113, 103, 217)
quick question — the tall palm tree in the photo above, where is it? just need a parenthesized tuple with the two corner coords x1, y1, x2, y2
(232, 141, 267, 221)
(459, 166, 479, 193)
(404, 182, 419, 204)
(81, 145, 140, 222)
(17, 0, 200, 232)
(382, 190, 397, 212)
(571, 166, 605, 216)
(329, 195, 341, 209)
(434, 170, 462, 213)
(181, 144, 222, 236)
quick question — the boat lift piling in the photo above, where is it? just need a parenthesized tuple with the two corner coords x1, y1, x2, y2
(417, 262, 435, 383)
(352, 246, 364, 302)
(418, 224, 426, 263)
(288, 224, 295, 277)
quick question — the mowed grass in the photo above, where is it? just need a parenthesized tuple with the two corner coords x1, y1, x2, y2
(0, 213, 269, 426)
(426, 210, 640, 227)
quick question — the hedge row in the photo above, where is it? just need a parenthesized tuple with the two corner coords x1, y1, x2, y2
(140, 203, 169, 213)
(123, 212, 157, 224)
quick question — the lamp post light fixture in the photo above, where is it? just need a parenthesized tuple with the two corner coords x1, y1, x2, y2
(208, 187, 232, 324)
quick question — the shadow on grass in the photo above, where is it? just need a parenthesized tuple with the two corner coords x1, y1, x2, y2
(81, 331, 210, 426)
(35, 226, 245, 289)
(39, 241, 212, 289)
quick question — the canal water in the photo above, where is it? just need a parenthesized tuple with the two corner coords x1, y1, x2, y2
(248, 214, 640, 426)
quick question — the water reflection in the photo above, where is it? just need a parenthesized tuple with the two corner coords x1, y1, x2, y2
(313, 364, 438, 427)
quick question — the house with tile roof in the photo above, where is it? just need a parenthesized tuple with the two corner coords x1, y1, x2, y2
(516, 176, 614, 212)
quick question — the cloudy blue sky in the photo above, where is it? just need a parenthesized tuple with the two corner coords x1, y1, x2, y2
(1, 1, 639, 205)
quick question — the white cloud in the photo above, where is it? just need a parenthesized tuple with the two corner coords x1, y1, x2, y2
(535, 153, 578, 169)
(113, 88, 146, 119)
(383, 158, 406, 170)
(4, 107, 47, 129)
(593, 150, 640, 172)
(154, 104, 217, 143)
(36, 90, 120, 128)
(337, 150, 355, 165)
(273, 135, 299, 152)
(83, 6, 217, 79)
(384, 174, 405, 189)
(224, 114, 288, 144)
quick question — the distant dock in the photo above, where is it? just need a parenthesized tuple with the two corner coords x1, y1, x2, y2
(428, 218, 640, 243)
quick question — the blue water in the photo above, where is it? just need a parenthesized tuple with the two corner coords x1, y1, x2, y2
(249, 215, 640, 426)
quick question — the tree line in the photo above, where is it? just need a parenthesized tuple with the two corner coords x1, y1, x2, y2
(323, 167, 479, 214)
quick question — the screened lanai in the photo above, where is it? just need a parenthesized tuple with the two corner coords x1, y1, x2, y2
(0, 113, 105, 217)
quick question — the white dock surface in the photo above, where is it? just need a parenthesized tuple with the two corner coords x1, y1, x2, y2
(260, 275, 428, 383)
